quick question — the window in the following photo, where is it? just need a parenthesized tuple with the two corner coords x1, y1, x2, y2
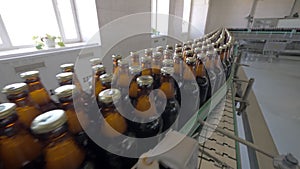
(0, 0, 98, 50)
(151, 0, 170, 36)
(182, 0, 192, 33)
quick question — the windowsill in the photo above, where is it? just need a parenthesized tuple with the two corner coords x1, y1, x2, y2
(0, 42, 100, 60)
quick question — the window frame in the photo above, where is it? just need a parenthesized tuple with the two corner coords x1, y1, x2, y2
(0, 0, 82, 51)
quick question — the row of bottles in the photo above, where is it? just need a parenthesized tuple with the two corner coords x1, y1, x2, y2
(0, 28, 235, 169)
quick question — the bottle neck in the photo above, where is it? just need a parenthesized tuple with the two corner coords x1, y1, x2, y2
(183, 63, 195, 81)
(0, 114, 20, 137)
(37, 123, 70, 145)
(7, 92, 35, 107)
(195, 61, 206, 78)
(26, 78, 45, 91)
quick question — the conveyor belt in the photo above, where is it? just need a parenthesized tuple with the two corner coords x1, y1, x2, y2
(196, 88, 240, 169)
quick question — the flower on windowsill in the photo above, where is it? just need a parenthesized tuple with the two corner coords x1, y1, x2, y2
(32, 34, 65, 50)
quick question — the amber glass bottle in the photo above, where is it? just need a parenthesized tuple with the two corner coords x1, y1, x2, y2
(158, 67, 179, 132)
(0, 103, 42, 169)
(115, 59, 130, 101)
(98, 89, 137, 169)
(140, 56, 152, 76)
(54, 85, 89, 134)
(156, 46, 164, 53)
(20, 70, 57, 112)
(219, 45, 228, 79)
(173, 53, 183, 105)
(31, 109, 86, 169)
(163, 49, 173, 60)
(183, 50, 193, 62)
(99, 73, 112, 91)
(60, 63, 75, 72)
(205, 50, 217, 95)
(195, 56, 209, 107)
(152, 52, 163, 89)
(89, 58, 102, 66)
(130, 51, 140, 66)
(112, 54, 122, 74)
(223, 44, 232, 78)
(165, 45, 173, 52)
(129, 75, 162, 138)
(180, 57, 199, 126)
(162, 59, 174, 67)
(2, 83, 41, 128)
(56, 72, 74, 86)
(92, 65, 106, 98)
(129, 66, 142, 106)
(144, 48, 153, 58)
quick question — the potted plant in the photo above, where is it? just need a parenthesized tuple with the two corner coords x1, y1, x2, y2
(32, 34, 65, 49)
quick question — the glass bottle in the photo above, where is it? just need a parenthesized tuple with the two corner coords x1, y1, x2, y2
(213, 48, 226, 89)
(89, 58, 102, 66)
(158, 67, 179, 132)
(173, 53, 183, 105)
(130, 51, 140, 66)
(0, 103, 42, 169)
(2, 83, 41, 128)
(216, 47, 228, 79)
(129, 75, 162, 138)
(60, 63, 75, 72)
(162, 59, 174, 67)
(175, 43, 182, 48)
(129, 66, 142, 106)
(183, 50, 193, 62)
(114, 59, 131, 107)
(151, 52, 163, 89)
(195, 55, 209, 107)
(92, 64, 106, 98)
(156, 46, 164, 53)
(163, 49, 172, 60)
(165, 45, 173, 52)
(144, 48, 153, 58)
(112, 54, 122, 74)
(98, 89, 137, 169)
(175, 47, 183, 54)
(56, 72, 74, 86)
(224, 44, 232, 78)
(180, 57, 199, 127)
(99, 73, 113, 92)
(20, 70, 57, 112)
(54, 85, 89, 135)
(31, 109, 86, 169)
(140, 56, 152, 76)
(205, 50, 217, 95)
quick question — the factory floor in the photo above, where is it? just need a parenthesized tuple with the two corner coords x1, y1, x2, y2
(241, 54, 300, 160)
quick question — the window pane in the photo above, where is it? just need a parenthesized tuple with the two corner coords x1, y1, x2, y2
(0, 0, 60, 46)
(182, 0, 192, 33)
(157, 0, 170, 35)
(151, 0, 157, 33)
(56, 0, 78, 40)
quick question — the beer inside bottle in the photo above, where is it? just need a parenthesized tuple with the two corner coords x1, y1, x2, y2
(20, 70, 57, 112)
(151, 52, 163, 89)
(31, 109, 86, 169)
(195, 54, 209, 107)
(2, 83, 41, 128)
(0, 103, 42, 169)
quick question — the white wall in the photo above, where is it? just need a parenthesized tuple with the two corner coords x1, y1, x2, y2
(205, 0, 296, 33)
(190, 0, 209, 38)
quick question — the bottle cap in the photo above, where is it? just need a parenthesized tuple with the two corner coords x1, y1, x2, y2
(56, 72, 73, 83)
(165, 45, 173, 51)
(152, 52, 162, 60)
(2, 83, 28, 95)
(98, 88, 121, 104)
(60, 63, 74, 71)
(163, 49, 172, 56)
(184, 50, 193, 57)
(54, 84, 76, 98)
(186, 57, 196, 64)
(0, 103, 17, 119)
(144, 48, 153, 56)
(161, 67, 174, 75)
(137, 75, 153, 86)
(173, 53, 183, 59)
(162, 59, 174, 67)
(175, 43, 182, 48)
(129, 66, 142, 74)
(156, 46, 164, 53)
(206, 50, 214, 56)
(100, 73, 113, 83)
(130, 51, 139, 58)
(92, 64, 106, 73)
(112, 54, 122, 60)
(20, 70, 40, 79)
(175, 47, 182, 53)
(89, 58, 102, 66)
(31, 109, 67, 134)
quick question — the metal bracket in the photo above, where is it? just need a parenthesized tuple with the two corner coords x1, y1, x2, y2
(234, 78, 255, 115)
